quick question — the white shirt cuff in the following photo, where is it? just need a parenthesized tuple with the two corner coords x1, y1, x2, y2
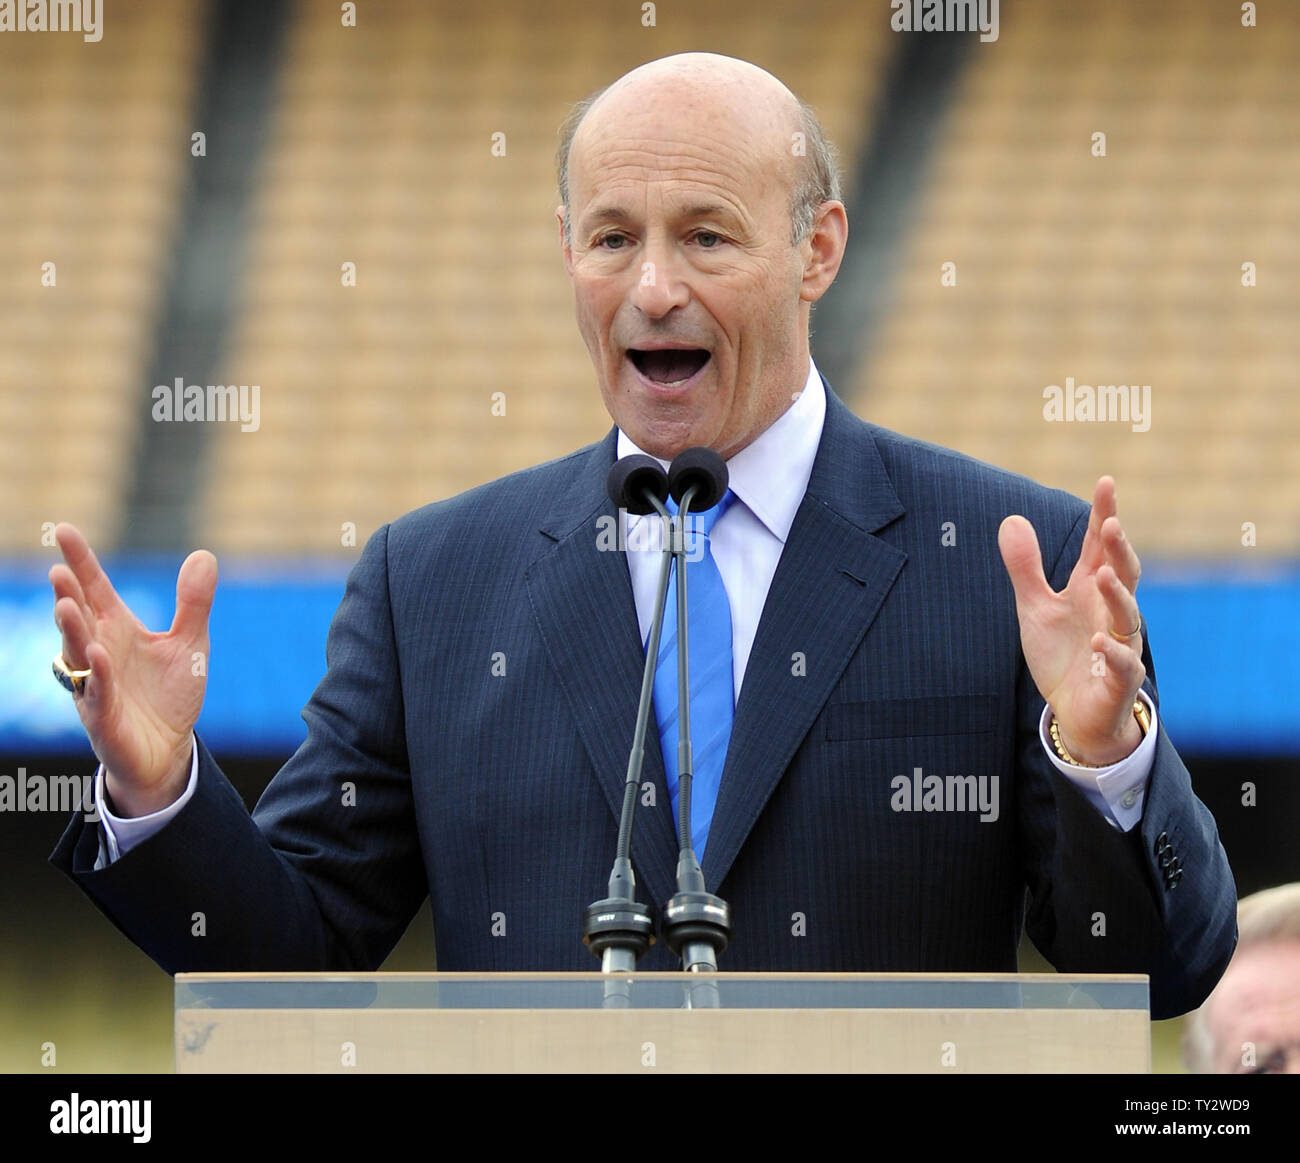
(95, 736, 199, 864)
(1038, 690, 1158, 832)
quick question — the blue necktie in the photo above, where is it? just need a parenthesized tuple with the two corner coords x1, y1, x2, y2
(652, 489, 736, 859)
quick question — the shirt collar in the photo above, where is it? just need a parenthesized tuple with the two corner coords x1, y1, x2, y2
(615, 358, 826, 544)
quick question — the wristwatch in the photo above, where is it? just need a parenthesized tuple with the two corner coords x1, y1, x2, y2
(1049, 699, 1151, 768)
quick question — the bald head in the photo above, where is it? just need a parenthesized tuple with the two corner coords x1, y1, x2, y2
(557, 53, 839, 248)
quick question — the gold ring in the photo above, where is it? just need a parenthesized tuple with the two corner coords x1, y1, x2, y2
(1108, 623, 1141, 643)
(52, 653, 93, 696)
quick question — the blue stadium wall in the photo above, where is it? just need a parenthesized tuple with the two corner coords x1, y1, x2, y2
(5, 560, 1297, 756)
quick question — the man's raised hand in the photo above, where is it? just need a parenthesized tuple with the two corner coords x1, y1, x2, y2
(49, 523, 218, 817)
(998, 476, 1147, 767)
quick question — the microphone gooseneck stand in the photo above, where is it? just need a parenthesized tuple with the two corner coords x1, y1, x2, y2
(582, 449, 735, 1011)
(659, 449, 733, 1009)
(582, 455, 670, 1007)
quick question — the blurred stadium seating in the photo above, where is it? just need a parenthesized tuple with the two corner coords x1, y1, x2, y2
(4, 0, 1293, 560)
(0, 2, 202, 550)
(857, 0, 1299, 557)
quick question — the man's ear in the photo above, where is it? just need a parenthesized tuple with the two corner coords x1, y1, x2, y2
(799, 200, 848, 304)
(557, 205, 574, 275)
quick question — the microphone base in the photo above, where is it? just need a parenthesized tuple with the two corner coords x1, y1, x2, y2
(661, 888, 731, 980)
(582, 896, 655, 970)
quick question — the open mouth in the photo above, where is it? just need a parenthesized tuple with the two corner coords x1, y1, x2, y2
(627, 348, 711, 387)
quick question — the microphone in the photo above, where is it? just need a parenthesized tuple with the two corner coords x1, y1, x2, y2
(659, 448, 733, 995)
(581, 455, 673, 993)
(667, 446, 729, 510)
(609, 454, 671, 514)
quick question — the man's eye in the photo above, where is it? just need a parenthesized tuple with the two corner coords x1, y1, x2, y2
(595, 234, 627, 250)
(1249, 1050, 1288, 1074)
(694, 231, 722, 248)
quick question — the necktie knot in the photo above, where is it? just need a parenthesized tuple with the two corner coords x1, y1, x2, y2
(666, 487, 736, 537)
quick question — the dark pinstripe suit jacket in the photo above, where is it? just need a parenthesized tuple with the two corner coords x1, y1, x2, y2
(52, 380, 1237, 1018)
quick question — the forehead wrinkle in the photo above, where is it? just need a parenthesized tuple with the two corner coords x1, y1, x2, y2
(572, 143, 780, 236)
(585, 161, 751, 205)
(577, 135, 771, 189)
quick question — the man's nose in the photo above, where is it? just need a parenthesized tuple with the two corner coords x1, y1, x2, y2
(628, 243, 690, 319)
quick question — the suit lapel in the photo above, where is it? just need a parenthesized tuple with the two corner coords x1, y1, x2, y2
(524, 430, 680, 909)
(702, 385, 909, 890)
(524, 384, 910, 906)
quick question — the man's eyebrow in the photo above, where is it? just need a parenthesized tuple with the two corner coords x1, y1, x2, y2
(578, 202, 743, 231)
(678, 202, 740, 222)
(579, 206, 632, 230)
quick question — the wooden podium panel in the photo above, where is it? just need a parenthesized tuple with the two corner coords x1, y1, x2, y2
(174, 972, 1150, 1073)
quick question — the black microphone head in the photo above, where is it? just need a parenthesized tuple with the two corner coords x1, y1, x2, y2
(667, 446, 728, 511)
(607, 454, 669, 515)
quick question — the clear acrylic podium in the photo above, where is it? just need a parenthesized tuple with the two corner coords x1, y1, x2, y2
(174, 972, 1150, 1072)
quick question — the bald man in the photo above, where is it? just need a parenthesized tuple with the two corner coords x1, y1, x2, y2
(50, 54, 1236, 1019)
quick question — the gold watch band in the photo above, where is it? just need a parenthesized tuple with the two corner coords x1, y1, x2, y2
(1050, 700, 1150, 768)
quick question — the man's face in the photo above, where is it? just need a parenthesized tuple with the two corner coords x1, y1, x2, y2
(559, 82, 813, 461)
(1206, 940, 1300, 1073)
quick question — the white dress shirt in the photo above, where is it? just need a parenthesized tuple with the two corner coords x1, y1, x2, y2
(97, 356, 1156, 865)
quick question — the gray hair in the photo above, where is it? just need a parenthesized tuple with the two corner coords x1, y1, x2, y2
(556, 87, 841, 248)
